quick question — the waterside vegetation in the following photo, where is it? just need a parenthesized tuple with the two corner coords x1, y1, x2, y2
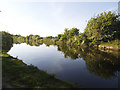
(8, 11, 120, 50)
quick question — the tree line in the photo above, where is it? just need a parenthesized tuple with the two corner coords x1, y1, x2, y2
(1, 11, 120, 47)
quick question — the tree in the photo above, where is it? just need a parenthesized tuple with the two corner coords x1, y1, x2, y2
(84, 11, 120, 42)
(56, 34, 62, 41)
(1, 31, 13, 52)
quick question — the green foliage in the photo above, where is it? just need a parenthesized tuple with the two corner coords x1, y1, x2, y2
(13, 34, 43, 46)
(13, 35, 26, 44)
(100, 39, 120, 47)
(56, 12, 120, 46)
(84, 11, 120, 42)
(26, 34, 42, 42)
(45, 36, 53, 39)
(89, 40, 100, 46)
(56, 34, 62, 41)
(56, 28, 79, 42)
(43, 36, 57, 46)
(0, 31, 13, 52)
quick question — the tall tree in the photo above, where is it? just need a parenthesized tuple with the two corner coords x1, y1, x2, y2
(84, 11, 120, 42)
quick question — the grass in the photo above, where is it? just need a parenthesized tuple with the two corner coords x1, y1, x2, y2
(100, 39, 120, 47)
(2, 53, 77, 88)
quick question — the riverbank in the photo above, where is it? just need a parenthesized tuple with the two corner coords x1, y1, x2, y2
(98, 45, 120, 50)
(55, 40, 120, 51)
(1, 53, 76, 88)
(93, 40, 120, 51)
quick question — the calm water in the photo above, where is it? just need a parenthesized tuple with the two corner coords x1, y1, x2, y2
(8, 43, 119, 88)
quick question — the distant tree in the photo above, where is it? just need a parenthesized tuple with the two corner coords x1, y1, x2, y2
(57, 28, 79, 42)
(1, 31, 13, 52)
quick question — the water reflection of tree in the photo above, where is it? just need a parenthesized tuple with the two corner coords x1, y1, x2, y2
(26, 41, 43, 46)
(57, 44, 120, 79)
(80, 48, 120, 79)
(57, 45, 81, 59)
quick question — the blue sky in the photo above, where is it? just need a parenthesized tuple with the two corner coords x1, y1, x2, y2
(0, 1, 119, 37)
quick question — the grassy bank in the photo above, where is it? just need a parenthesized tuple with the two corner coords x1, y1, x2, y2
(97, 40, 120, 50)
(100, 40, 120, 47)
(2, 53, 76, 88)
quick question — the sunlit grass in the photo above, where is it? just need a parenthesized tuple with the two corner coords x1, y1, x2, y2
(100, 40, 120, 47)
(0, 53, 10, 57)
